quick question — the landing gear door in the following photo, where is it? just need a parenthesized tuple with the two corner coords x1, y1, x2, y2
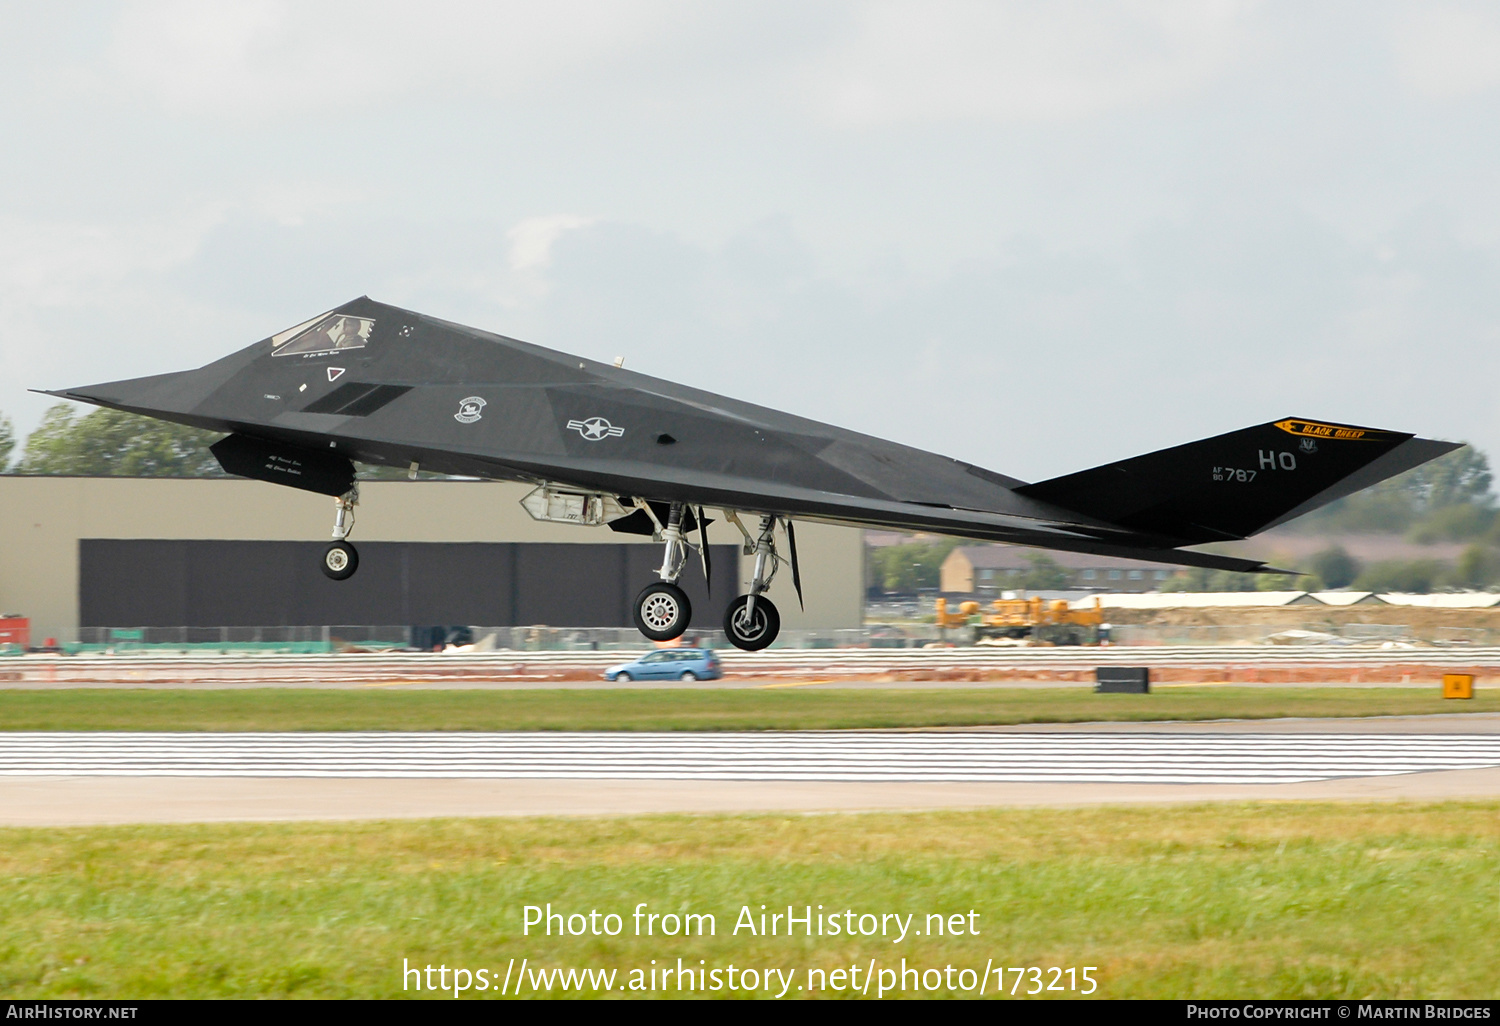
(210, 434, 356, 497)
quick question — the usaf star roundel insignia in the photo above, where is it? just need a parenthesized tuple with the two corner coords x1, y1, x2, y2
(454, 396, 486, 424)
(567, 416, 625, 441)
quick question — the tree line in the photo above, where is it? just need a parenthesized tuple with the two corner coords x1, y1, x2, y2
(0, 404, 415, 479)
(1163, 445, 1500, 593)
(1284, 444, 1494, 541)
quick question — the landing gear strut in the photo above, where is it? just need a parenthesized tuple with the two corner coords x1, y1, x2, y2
(626, 503, 794, 650)
(321, 486, 359, 581)
(723, 514, 781, 651)
(632, 502, 692, 640)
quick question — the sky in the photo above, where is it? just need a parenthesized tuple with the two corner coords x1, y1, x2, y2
(4, 0, 1500, 481)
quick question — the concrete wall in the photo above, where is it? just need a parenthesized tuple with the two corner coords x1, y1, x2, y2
(0, 477, 864, 639)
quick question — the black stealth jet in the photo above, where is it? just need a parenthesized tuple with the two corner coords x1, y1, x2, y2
(44, 296, 1459, 649)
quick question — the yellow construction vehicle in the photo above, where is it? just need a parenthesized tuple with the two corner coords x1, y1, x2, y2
(934, 596, 1105, 645)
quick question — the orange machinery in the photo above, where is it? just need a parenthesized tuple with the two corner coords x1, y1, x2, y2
(934, 596, 1104, 645)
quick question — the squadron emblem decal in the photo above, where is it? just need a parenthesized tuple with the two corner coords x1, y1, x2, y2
(454, 397, 487, 424)
(567, 416, 625, 441)
(1274, 418, 1388, 441)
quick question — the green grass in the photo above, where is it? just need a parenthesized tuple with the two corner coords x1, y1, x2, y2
(1, 686, 1497, 732)
(3, 803, 1497, 999)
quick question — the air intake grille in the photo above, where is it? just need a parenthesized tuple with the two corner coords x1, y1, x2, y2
(303, 382, 412, 417)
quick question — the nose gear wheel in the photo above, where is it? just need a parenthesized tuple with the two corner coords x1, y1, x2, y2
(321, 541, 359, 580)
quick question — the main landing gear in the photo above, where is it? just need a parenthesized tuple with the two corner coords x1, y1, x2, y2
(629, 505, 794, 652)
(632, 502, 694, 641)
(321, 486, 359, 581)
(722, 514, 782, 651)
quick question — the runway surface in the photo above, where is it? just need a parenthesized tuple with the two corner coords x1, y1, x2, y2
(3, 680, 1469, 690)
(6, 730, 1500, 785)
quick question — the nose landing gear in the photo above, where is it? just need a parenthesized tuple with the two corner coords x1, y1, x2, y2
(320, 487, 360, 581)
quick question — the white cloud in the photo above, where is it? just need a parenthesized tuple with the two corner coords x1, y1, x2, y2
(249, 181, 370, 228)
(0, 206, 252, 435)
(104, 1, 1256, 126)
(105, 0, 677, 116)
(507, 214, 596, 272)
(481, 213, 599, 310)
(800, 0, 1252, 126)
(1391, 4, 1500, 99)
(0, 210, 220, 308)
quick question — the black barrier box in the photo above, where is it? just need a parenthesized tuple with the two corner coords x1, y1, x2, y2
(1096, 667, 1150, 693)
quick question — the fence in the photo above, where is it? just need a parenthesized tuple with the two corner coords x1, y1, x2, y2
(18, 621, 1500, 657)
(51, 625, 912, 655)
(4, 645, 1500, 686)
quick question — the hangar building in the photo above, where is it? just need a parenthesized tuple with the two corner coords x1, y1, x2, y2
(0, 477, 865, 643)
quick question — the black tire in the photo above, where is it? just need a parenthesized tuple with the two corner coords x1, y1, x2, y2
(321, 541, 358, 580)
(633, 582, 692, 641)
(615, 672, 632, 683)
(680, 670, 698, 681)
(723, 594, 780, 651)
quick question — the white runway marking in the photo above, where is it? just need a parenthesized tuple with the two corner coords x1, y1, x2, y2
(3, 732, 1500, 784)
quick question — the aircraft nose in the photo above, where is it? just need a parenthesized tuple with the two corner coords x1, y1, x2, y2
(39, 366, 225, 418)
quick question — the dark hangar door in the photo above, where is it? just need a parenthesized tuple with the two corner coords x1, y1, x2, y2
(79, 540, 737, 628)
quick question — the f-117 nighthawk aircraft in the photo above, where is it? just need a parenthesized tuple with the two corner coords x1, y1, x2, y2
(44, 296, 1459, 650)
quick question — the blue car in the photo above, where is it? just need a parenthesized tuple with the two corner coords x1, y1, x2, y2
(604, 648, 722, 682)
